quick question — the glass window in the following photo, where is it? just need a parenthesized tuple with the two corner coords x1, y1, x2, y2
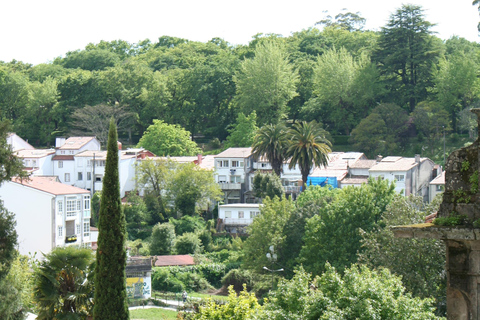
(66, 197, 76, 217)
(58, 161, 63, 168)
(76, 224, 81, 235)
(58, 201, 63, 214)
(77, 172, 83, 181)
(64, 173, 70, 182)
(83, 222, 90, 237)
(32, 160, 37, 167)
(87, 172, 91, 180)
(77, 200, 81, 211)
(232, 160, 239, 167)
(238, 211, 244, 218)
(230, 175, 241, 183)
(394, 175, 405, 182)
(58, 226, 63, 238)
(84, 196, 90, 210)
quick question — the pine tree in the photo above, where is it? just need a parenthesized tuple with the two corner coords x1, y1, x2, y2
(93, 119, 129, 320)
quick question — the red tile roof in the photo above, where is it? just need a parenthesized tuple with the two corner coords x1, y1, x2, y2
(52, 155, 75, 161)
(153, 255, 195, 267)
(11, 176, 90, 195)
(58, 137, 96, 150)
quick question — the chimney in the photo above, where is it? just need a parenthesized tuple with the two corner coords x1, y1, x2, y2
(55, 137, 66, 148)
(197, 154, 202, 165)
(376, 155, 383, 163)
(117, 141, 122, 150)
(415, 154, 420, 163)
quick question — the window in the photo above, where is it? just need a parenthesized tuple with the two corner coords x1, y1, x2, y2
(25, 160, 30, 167)
(238, 211, 244, 218)
(96, 160, 106, 167)
(66, 197, 76, 217)
(60, 150, 66, 155)
(69, 151, 75, 155)
(87, 172, 92, 180)
(437, 185, 445, 192)
(261, 163, 267, 168)
(95, 175, 102, 182)
(83, 222, 90, 237)
(230, 175, 241, 183)
(64, 173, 70, 182)
(76, 224, 81, 235)
(87, 160, 93, 167)
(218, 160, 229, 168)
(394, 174, 405, 182)
(58, 161, 63, 168)
(250, 211, 259, 217)
(84, 195, 90, 210)
(58, 201, 63, 214)
(225, 211, 232, 218)
(32, 160, 37, 167)
(78, 172, 83, 181)
(232, 160, 239, 167)
(218, 175, 227, 183)
(77, 200, 81, 211)
(58, 226, 63, 238)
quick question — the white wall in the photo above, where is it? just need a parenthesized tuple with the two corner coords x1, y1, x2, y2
(0, 182, 54, 256)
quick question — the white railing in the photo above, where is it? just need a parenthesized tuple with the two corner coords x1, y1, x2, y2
(283, 186, 301, 193)
(224, 218, 253, 225)
(218, 182, 241, 190)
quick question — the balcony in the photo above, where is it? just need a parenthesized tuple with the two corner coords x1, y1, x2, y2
(224, 218, 253, 225)
(65, 212, 77, 220)
(218, 182, 241, 190)
(283, 186, 301, 193)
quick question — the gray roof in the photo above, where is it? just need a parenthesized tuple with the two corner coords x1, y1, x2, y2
(215, 147, 252, 158)
(369, 157, 429, 172)
(350, 160, 377, 169)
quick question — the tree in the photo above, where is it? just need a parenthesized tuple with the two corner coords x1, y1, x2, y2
(150, 222, 176, 255)
(93, 119, 129, 320)
(287, 121, 331, 189)
(0, 254, 32, 320)
(374, 4, 441, 112)
(168, 162, 222, 217)
(252, 123, 289, 176)
(169, 215, 206, 236)
(137, 119, 201, 156)
(304, 47, 381, 134)
(257, 265, 441, 320)
(33, 247, 95, 320)
(299, 179, 396, 275)
(316, 9, 366, 31)
(0, 202, 18, 281)
(234, 41, 299, 126)
(252, 172, 284, 199)
(224, 112, 258, 148)
(412, 101, 451, 153)
(123, 193, 150, 240)
(350, 113, 389, 158)
(174, 232, 203, 255)
(358, 195, 446, 314)
(71, 104, 137, 147)
(243, 197, 295, 272)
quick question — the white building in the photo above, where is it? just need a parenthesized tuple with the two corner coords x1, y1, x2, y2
(7, 133, 34, 151)
(15, 148, 56, 175)
(0, 176, 92, 256)
(429, 171, 445, 202)
(52, 137, 101, 185)
(217, 203, 262, 233)
(214, 148, 254, 204)
(369, 155, 435, 201)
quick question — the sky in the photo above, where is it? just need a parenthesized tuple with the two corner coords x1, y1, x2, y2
(1, 0, 479, 65)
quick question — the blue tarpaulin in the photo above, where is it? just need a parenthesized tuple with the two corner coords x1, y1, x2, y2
(306, 176, 338, 189)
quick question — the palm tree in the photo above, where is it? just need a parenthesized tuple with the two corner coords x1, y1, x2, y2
(287, 121, 332, 189)
(252, 123, 289, 176)
(33, 246, 95, 320)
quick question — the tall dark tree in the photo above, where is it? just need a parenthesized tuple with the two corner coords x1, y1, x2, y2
(93, 119, 129, 320)
(374, 4, 441, 112)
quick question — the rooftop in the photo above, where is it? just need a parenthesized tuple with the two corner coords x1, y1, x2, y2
(215, 147, 252, 158)
(11, 176, 90, 195)
(369, 156, 429, 172)
(58, 137, 97, 150)
(153, 255, 195, 267)
(430, 172, 445, 185)
(15, 149, 55, 158)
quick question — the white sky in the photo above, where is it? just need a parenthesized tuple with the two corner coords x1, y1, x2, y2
(1, 0, 479, 65)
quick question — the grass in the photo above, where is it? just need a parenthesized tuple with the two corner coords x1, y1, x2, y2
(130, 308, 178, 320)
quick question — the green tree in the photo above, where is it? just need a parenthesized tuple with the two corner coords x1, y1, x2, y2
(0, 203, 18, 281)
(287, 121, 331, 189)
(257, 265, 441, 320)
(412, 101, 451, 153)
(33, 247, 95, 320)
(358, 195, 446, 314)
(137, 119, 201, 156)
(168, 162, 222, 217)
(224, 112, 258, 148)
(174, 232, 203, 255)
(243, 197, 295, 272)
(0, 254, 32, 320)
(432, 53, 479, 132)
(316, 10, 366, 31)
(150, 223, 176, 255)
(93, 119, 129, 320)
(374, 4, 441, 112)
(295, 185, 338, 208)
(252, 172, 284, 199)
(169, 215, 206, 236)
(252, 123, 289, 176)
(123, 193, 150, 240)
(299, 178, 396, 275)
(350, 113, 390, 158)
(234, 41, 298, 126)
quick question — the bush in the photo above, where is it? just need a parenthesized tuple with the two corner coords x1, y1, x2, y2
(152, 268, 185, 292)
(197, 229, 213, 252)
(174, 232, 203, 254)
(150, 223, 176, 255)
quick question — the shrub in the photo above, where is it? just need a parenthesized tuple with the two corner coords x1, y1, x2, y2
(174, 232, 203, 254)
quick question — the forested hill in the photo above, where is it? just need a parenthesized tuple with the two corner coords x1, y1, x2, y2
(0, 5, 479, 162)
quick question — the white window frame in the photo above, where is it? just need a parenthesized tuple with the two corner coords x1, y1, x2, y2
(78, 172, 83, 181)
(58, 200, 63, 214)
(87, 172, 92, 181)
(58, 161, 63, 168)
(58, 226, 63, 238)
(232, 160, 239, 167)
(76, 224, 81, 235)
(66, 197, 77, 217)
(394, 174, 405, 182)
(83, 222, 90, 237)
(230, 175, 241, 183)
(238, 211, 244, 219)
(64, 173, 70, 182)
(84, 195, 90, 210)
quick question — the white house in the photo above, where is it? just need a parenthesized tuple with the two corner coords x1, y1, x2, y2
(52, 137, 101, 185)
(15, 148, 56, 175)
(217, 203, 262, 234)
(7, 133, 34, 151)
(214, 148, 254, 204)
(429, 171, 445, 202)
(0, 176, 92, 256)
(368, 155, 435, 201)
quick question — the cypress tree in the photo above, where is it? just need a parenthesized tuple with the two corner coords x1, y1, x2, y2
(93, 119, 129, 319)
